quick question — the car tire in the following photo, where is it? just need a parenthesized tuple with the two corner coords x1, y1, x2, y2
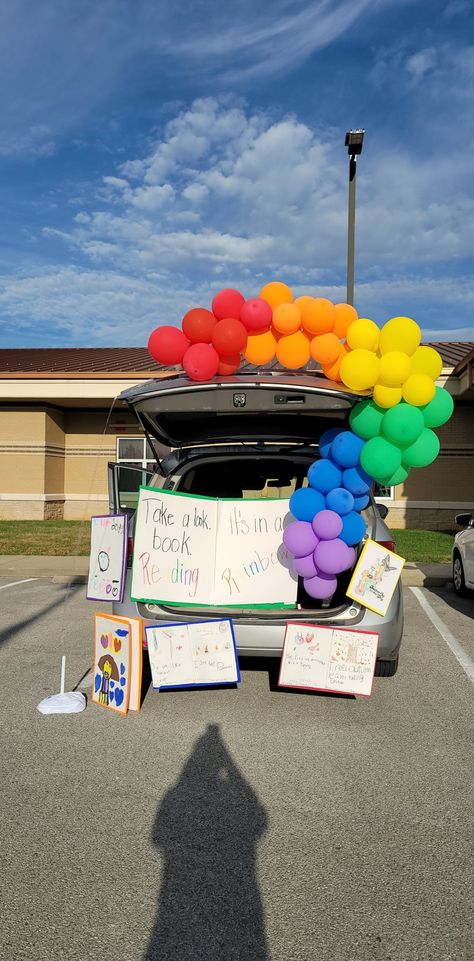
(374, 657, 399, 678)
(453, 551, 470, 597)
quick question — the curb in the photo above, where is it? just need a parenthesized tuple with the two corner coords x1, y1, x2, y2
(0, 559, 451, 590)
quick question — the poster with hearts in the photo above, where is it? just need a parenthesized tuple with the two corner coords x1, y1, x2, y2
(92, 613, 131, 715)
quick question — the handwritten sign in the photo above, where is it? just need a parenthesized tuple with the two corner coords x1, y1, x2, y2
(131, 487, 297, 608)
(145, 619, 240, 689)
(87, 515, 127, 602)
(278, 622, 379, 696)
(346, 538, 405, 616)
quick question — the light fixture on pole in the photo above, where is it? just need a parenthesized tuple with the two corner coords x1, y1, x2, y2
(345, 129, 365, 306)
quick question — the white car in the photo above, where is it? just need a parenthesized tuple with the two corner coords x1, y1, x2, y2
(452, 513, 474, 596)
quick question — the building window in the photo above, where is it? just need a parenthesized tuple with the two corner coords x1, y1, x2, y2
(117, 437, 155, 474)
(374, 482, 394, 500)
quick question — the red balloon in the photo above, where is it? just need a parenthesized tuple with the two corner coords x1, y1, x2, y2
(240, 298, 272, 332)
(217, 354, 241, 375)
(183, 343, 219, 381)
(211, 318, 248, 355)
(148, 326, 190, 365)
(212, 288, 245, 320)
(182, 307, 217, 344)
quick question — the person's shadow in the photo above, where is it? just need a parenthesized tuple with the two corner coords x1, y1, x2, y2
(143, 723, 270, 961)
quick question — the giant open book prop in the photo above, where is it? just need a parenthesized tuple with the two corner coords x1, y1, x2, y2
(131, 486, 297, 608)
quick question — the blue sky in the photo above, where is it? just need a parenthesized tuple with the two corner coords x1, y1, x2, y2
(0, 0, 473, 347)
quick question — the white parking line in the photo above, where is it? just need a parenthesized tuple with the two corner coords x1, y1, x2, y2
(410, 586, 474, 684)
(0, 578, 38, 591)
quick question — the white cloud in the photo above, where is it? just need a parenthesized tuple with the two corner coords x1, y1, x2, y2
(2, 99, 473, 344)
(405, 48, 437, 81)
(0, 0, 382, 155)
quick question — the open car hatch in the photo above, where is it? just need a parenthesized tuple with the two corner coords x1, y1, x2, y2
(118, 373, 362, 449)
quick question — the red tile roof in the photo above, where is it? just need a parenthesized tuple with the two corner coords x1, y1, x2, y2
(0, 342, 472, 375)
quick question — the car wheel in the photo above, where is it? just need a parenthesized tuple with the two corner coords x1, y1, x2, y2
(453, 551, 469, 597)
(374, 657, 399, 678)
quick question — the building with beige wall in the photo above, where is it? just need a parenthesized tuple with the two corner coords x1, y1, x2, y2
(0, 344, 472, 529)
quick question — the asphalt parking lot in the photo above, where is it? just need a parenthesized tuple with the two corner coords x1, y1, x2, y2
(1, 577, 473, 961)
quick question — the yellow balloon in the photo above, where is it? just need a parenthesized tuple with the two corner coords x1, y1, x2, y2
(402, 374, 436, 407)
(373, 383, 403, 408)
(346, 318, 380, 352)
(276, 331, 311, 369)
(378, 350, 412, 387)
(243, 329, 277, 365)
(379, 316, 421, 356)
(259, 281, 293, 310)
(410, 345, 443, 381)
(272, 302, 301, 334)
(339, 349, 380, 391)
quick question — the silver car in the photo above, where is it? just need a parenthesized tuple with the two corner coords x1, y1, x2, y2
(109, 373, 403, 677)
(452, 512, 474, 596)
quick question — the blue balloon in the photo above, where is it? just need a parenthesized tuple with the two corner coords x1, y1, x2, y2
(330, 431, 365, 469)
(353, 493, 370, 511)
(340, 511, 367, 546)
(307, 458, 342, 495)
(342, 466, 373, 497)
(290, 487, 325, 522)
(325, 487, 355, 516)
(319, 427, 343, 459)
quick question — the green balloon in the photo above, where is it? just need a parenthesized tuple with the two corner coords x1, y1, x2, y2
(377, 465, 410, 486)
(360, 436, 402, 482)
(382, 402, 424, 449)
(349, 399, 385, 440)
(402, 428, 440, 468)
(420, 386, 454, 428)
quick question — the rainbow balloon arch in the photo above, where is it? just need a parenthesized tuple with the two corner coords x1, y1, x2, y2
(147, 281, 454, 600)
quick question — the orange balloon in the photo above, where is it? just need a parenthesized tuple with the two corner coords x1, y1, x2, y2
(333, 303, 358, 339)
(310, 332, 341, 366)
(302, 298, 335, 335)
(322, 344, 348, 382)
(243, 329, 277, 365)
(272, 302, 301, 334)
(276, 331, 311, 369)
(293, 295, 313, 319)
(259, 281, 293, 310)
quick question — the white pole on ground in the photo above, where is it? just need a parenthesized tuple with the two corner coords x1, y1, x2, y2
(60, 655, 66, 695)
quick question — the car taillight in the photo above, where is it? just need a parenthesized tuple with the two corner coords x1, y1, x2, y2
(377, 539, 396, 552)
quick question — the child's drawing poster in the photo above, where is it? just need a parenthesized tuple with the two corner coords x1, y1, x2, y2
(278, 622, 379, 696)
(145, 619, 240, 690)
(92, 614, 131, 715)
(87, 515, 128, 602)
(346, 538, 405, 616)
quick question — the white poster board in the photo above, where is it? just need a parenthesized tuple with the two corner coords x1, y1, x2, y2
(145, 619, 240, 689)
(87, 515, 128, 602)
(346, 538, 405, 616)
(278, 622, 379, 697)
(131, 487, 297, 608)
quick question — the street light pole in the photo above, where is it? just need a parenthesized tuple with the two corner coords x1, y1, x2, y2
(345, 129, 365, 306)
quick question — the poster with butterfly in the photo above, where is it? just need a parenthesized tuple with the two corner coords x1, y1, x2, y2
(92, 614, 143, 715)
(346, 538, 405, 616)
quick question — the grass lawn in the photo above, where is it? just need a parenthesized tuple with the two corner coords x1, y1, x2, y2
(0, 521, 91, 556)
(0, 520, 455, 563)
(391, 529, 454, 564)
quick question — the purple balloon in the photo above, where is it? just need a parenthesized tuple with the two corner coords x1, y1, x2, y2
(292, 552, 318, 579)
(312, 509, 343, 540)
(314, 538, 355, 575)
(283, 521, 318, 558)
(303, 571, 338, 599)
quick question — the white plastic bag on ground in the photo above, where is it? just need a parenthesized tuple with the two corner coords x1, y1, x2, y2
(37, 691, 86, 715)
